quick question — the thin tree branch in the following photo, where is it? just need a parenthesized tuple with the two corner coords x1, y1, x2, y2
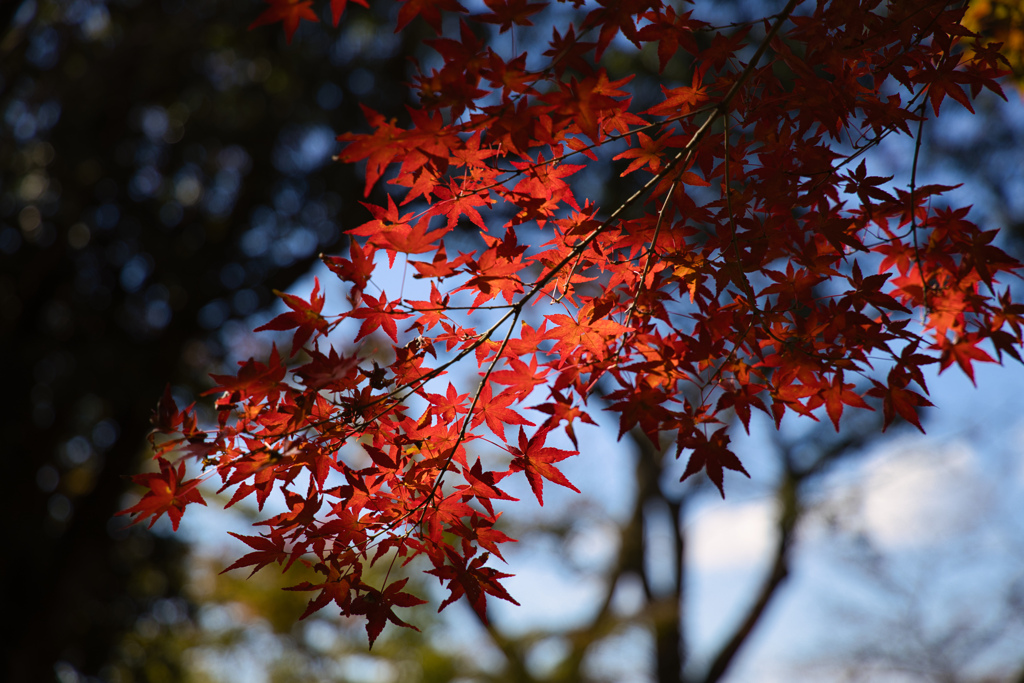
(699, 467, 800, 683)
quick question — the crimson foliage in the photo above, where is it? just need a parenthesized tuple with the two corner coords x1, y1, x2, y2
(120, 0, 1022, 647)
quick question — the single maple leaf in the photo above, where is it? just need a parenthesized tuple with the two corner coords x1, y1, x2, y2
(286, 561, 357, 621)
(456, 458, 519, 516)
(207, 344, 287, 404)
(151, 384, 182, 434)
(428, 547, 520, 622)
(582, 0, 650, 59)
(614, 130, 672, 176)
(330, 0, 368, 26)
(396, 0, 468, 33)
(546, 312, 629, 358)
(408, 281, 450, 332)
(254, 277, 330, 354)
(481, 51, 538, 100)
(256, 486, 323, 534)
(817, 375, 872, 431)
(412, 244, 473, 280)
(645, 70, 709, 117)
(350, 195, 416, 238)
(295, 346, 361, 391)
(429, 182, 494, 230)
(337, 107, 411, 194)
(530, 389, 597, 448)
(938, 334, 996, 386)
(117, 457, 207, 531)
(427, 382, 470, 423)
(221, 531, 290, 577)
(424, 493, 477, 544)
(471, 382, 535, 442)
(490, 355, 549, 398)
(351, 578, 427, 649)
(249, 0, 319, 43)
(715, 381, 769, 433)
(542, 24, 597, 77)
(605, 384, 677, 444)
(868, 374, 934, 432)
(475, 0, 546, 33)
(322, 240, 375, 300)
(502, 320, 552, 357)
(677, 428, 750, 498)
(350, 291, 410, 343)
(508, 427, 579, 505)
(380, 216, 451, 260)
(635, 6, 703, 71)
(464, 514, 516, 561)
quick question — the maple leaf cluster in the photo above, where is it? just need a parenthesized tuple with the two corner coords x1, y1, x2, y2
(120, 0, 1024, 647)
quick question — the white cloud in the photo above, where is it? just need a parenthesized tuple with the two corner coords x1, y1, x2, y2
(857, 441, 981, 549)
(688, 499, 775, 570)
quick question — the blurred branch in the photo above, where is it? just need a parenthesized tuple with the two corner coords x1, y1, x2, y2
(556, 427, 672, 682)
(698, 465, 799, 683)
(473, 614, 540, 683)
(473, 409, 881, 683)
(697, 424, 876, 683)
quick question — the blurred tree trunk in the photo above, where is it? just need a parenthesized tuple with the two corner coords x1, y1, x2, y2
(0, 1, 415, 679)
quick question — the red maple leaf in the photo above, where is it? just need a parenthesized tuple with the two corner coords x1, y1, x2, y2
(815, 374, 873, 431)
(286, 561, 358, 621)
(408, 281, 451, 332)
(542, 24, 596, 77)
(131, 0, 1024, 649)
(380, 216, 451, 258)
(605, 384, 677, 443)
(427, 382, 470, 422)
(868, 373, 934, 432)
(614, 130, 674, 176)
(475, 0, 546, 33)
(938, 334, 996, 386)
(254, 277, 330, 353)
(221, 531, 290, 577)
(490, 355, 549, 398)
(411, 244, 473, 280)
(636, 6, 703, 71)
(427, 547, 520, 622)
(323, 240, 375, 302)
(350, 291, 410, 343)
(463, 514, 516, 561)
(249, 0, 319, 43)
(678, 428, 750, 498)
(396, 0, 468, 33)
(350, 579, 428, 649)
(508, 427, 579, 505)
(151, 384, 182, 434)
(456, 458, 518, 516)
(117, 457, 206, 531)
(546, 312, 629, 358)
(530, 389, 597, 448)
(429, 182, 494, 229)
(207, 344, 286, 404)
(338, 108, 413, 194)
(472, 382, 535, 442)
(329, 0, 368, 26)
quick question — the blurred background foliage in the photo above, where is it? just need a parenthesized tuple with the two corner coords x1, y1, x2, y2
(964, 0, 1024, 85)
(3, 0, 1024, 682)
(1, 0, 417, 679)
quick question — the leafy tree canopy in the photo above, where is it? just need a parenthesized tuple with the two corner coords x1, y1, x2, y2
(120, 0, 1024, 648)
